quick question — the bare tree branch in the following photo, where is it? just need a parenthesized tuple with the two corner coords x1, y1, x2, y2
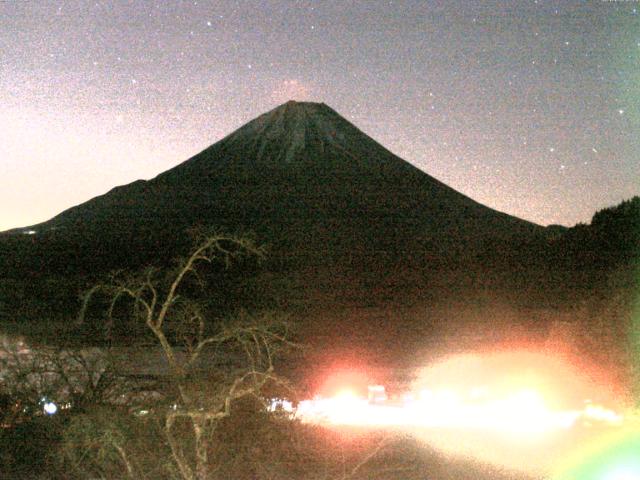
(76, 232, 289, 480)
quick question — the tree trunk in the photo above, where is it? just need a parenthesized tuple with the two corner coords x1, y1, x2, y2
(194, 419, 210, 480)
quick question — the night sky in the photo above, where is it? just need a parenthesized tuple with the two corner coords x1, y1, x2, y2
(1, 0, 638, 231)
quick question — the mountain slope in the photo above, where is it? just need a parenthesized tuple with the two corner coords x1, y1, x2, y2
(4, 101, 543, 287)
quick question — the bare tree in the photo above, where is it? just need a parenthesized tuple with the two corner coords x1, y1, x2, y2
(79, 233, 295, 480)
(0, 335, 119, 427)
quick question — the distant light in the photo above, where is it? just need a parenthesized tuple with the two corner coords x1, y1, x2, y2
(583, 404, 623, 425)
(269, 398, 294, 413)
(23, 230, 36, 235)
(368, 385, 388, 403)
(43, 402, 57, 415)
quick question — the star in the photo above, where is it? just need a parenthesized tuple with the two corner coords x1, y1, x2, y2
(1, 1, 638, 230)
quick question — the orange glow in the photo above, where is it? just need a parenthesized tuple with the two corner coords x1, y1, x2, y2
(295, 349, 628, 476)
(411, 349, 627, 411)
(316, 368, 371, 398)
(334, 389, 358, 400)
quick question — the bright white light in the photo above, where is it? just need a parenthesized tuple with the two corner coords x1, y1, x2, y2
(583, 404, 623, 425)
(43, 402, 57, 415)
(295, 385, 589, 434)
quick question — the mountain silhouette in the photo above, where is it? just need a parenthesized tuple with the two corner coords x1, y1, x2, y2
(3, 101, 546, 302)
(2, 101, 636, 377)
